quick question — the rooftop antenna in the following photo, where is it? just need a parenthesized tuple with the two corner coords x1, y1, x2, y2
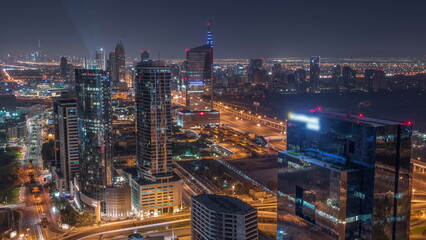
(206, 23, 213, 47)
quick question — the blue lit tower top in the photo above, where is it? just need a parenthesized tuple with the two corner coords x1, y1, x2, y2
(206, 23, 213, 47)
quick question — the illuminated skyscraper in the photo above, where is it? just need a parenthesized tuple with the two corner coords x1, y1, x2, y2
(130, 60, 182, 216)
(134, 60, 172, 179)
(185, 25, 213, 111)
(56, 99, 78, 192)
(277, 110, 412, 240)
(178, 25, 219, 129)
(309, 56, 320, 91)
(75, 69, 112, 210)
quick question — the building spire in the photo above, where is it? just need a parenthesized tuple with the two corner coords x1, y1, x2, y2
(206, 23, 213, 47)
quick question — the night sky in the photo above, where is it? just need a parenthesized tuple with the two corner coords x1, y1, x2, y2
(1, 0, 425, 59)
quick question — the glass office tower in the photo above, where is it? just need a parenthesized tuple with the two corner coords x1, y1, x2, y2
(184, 26, 213, 111)
(178, 27, 220, 129)
(75, 69, 112, 204)
(185, 44, 213, 111)
(277, 111, 412, 240)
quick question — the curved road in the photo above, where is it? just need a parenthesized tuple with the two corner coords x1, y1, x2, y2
(62, 213, 190, 240)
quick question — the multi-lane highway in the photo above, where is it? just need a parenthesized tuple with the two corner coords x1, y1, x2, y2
(220, 111, 286, 150)
(172, 94, 287, 150)
(84, 226, 191, 240)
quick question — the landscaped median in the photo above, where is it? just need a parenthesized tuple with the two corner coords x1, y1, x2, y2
(0, 147, 23, 205)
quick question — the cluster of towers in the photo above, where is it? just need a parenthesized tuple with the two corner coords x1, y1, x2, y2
(53, 25, 215, 219)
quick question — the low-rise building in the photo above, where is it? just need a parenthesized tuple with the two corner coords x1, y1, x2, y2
(177, 110, 220, 129)
(123, 167, 182, 217)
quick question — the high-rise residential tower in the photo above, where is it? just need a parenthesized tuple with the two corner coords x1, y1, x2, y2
(277, 110, 412, 240)
(309, 56, 320, 91)
(53, 91, 76, 168)
(52, 92, 77, 194)
(75, 69, 112, 209)
(128, 60, 182, 217)
(134, 60, 173, 179)
(56, 99, 78, 192)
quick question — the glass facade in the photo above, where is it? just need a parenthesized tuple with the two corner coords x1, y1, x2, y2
(75, 69, 112, 204)
(134, 61, 172, 179)
(277, 111, 412, 240)
(185, 44, 213, 111)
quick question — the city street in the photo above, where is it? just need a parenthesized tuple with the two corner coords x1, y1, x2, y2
(220, 111, 286, 150)
(11, 113, 56, 240)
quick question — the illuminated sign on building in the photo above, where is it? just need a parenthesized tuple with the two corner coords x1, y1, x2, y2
(188, 81, 204, 85)
(288, 112, 320, 131)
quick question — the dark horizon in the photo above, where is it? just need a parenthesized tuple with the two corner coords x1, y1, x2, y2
(2, 0, 426, 59)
